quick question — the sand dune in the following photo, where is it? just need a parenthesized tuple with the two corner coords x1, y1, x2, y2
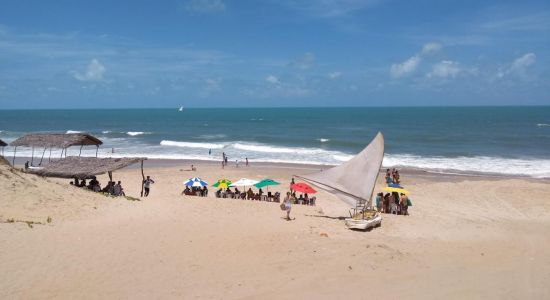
(1, 159, 550, 299)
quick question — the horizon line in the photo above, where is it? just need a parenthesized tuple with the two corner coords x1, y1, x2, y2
(1, 104, 549, 111)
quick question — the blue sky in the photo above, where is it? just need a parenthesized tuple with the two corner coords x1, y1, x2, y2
(0, 0, 549, 108)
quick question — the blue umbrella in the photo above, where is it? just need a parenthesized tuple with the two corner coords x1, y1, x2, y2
(184, 177, 208, 187)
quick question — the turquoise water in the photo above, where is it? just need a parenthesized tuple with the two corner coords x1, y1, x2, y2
(0, 107, 549, 177)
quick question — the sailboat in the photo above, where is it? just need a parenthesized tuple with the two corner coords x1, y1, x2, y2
(296, 132, 385, 230)
(178, 106, 184, 112)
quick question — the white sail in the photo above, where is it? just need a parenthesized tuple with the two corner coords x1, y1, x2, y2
(296, 132, 384, 207)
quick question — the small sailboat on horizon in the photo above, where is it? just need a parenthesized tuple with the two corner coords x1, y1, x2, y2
(178, 106, 184, 112)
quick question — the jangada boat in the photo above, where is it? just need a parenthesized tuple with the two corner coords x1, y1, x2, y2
(296, 132, 385, 231)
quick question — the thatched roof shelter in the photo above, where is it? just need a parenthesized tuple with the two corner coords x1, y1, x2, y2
(0, 139, 7, 147)
(28, 156, 146, 179)
(10, 133, 102, 148)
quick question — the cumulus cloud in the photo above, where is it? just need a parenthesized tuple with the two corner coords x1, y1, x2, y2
(183, 0, 226, 13)
(498, 53, 536, 78)
(290, 52, 315, 70)
(427, 60, 461, 78)
(390, 42, 442, 78)
(328, 71, 342, 79)
(73, 59, 106, 81)
(266, 75, 280, 84)
(421, 42, 442, 55)
(390, 55, 421, 78)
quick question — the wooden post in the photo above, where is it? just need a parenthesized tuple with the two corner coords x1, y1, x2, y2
(140, 160, 145, 197)
(38, 147, 47, 166)
(95, 145, 99, 157)
(12, 146, 17, 166)
(79, 144, 83, 156)
(60, 148, 64, 158)
(48, 148, 52, 162)
(31, 146, 35, 166)
(108, 171, 113, 182)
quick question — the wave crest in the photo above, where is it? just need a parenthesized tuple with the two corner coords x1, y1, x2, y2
(127, 131, 149, 136)
(160, 140, 226, 149)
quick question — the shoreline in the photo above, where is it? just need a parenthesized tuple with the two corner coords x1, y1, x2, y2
(9, 156, 550, 183)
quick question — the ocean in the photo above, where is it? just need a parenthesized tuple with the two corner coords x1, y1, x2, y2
(0, 107, 549, 178)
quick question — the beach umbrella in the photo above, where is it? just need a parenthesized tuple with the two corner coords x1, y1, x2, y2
(184, 177, 208, 187)
(255, 178, 280, 193)
(230, 178, 260, 187)
(383, 186, 410, 194)
(291, 182, 317, 194)
(213, 178, 232, 188)
(254, 179, 280, 188)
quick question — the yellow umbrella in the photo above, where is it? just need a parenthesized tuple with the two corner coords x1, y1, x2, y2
(383, 186, 410, 194)
(213, 179, 232, 189)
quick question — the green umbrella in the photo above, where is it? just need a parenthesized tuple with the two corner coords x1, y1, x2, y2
(213, 178, 232, 188)
(254, 179, 280, 189)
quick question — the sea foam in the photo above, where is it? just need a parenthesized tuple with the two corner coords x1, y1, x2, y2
(233, 143, 324, 155)
(66, 130, 82, 134)
(383, 154, 550, 178)
(160, 140, 226, 149)
(127, 131, 148, 136)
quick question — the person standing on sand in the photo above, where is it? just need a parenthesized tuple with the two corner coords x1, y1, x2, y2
(245, 157, 248, 167)
(143, 176, 155, 197)
(290, 178, 295, 192)
(283, 192, 293, 220)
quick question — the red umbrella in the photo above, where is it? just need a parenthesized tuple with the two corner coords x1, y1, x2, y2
(291, 182, 317, 194)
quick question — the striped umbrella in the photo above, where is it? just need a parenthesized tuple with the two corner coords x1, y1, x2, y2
(184, 177, 208, 187)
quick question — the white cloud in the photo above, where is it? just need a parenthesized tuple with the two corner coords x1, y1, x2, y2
(328, 71, 342, 79)
(290, 52, 315, 70)
(498, 53, 536, 78)
(390, 55, 420, 78)
(183, 0, 226, 13)
(510, 53, 536, 72)
(73, 59, 106, 81)
(390, 42, 442, 78)
(421, 42, 442, 55)
(427, 60, 461, 78)
(266, 75, 280, 84)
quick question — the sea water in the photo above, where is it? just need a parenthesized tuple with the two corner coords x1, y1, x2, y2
(0, 107, 549, 178)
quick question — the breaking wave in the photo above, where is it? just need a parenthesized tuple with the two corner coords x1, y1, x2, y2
(160, 140, 226, 149)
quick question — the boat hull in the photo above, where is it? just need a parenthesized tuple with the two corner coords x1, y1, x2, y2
(345, 213, 382, 230)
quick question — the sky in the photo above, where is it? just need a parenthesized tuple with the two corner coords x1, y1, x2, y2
(0, 0, 549, 109)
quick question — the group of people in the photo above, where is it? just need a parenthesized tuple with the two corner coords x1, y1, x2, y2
(385, 168, 400, 184)
(70, 177, 126, 197)
(378, 168, 411, 215)
(182, 186, 208, 197)
(215, 187, 280, 202)
(221, 152, 249, 169)
(375, 192, 410, 215)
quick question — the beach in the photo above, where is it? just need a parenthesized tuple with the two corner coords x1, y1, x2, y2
(2, 159, 550, 299)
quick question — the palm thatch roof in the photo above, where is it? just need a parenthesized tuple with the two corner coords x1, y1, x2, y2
(10, 133, 102, 148)
(0, 139, 6, 147)
(28, 156, 145, 179)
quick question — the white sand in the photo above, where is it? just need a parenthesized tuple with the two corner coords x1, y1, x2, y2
(1, 160, 550, 299)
